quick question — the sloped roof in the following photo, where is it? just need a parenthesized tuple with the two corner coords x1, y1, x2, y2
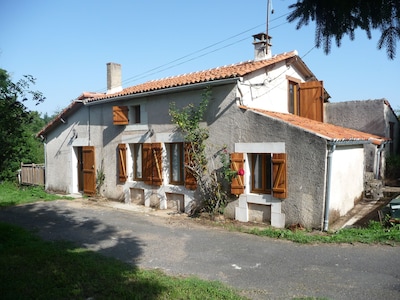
(85, 51, 301, 103)
(37, 50, 310, 137)
(241, 106, 388, 145)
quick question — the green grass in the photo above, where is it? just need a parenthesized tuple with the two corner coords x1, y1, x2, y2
(0, 222, 246, 300)
(228, 221, 400, 245)
(0, 181, 70, 206)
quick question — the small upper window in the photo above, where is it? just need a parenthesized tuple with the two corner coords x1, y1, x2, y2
(129, 105, 141, 124)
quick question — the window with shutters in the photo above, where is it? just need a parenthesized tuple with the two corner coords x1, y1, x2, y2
(129, 143, 163, 185)
(231, 151, 287, 199)
(113, 106, 129, 125)
(113, 105, 144, 125)
(250, 153, 272, 194)
(167, 143, 184, 184)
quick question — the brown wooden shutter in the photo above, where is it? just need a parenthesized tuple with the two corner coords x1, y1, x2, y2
(143, 143, 153, 185)
(184, 143, 197, 190)
(299, 81, 324, 122)
(272, 153, 287, 199)
(113, 106, 129, 125)
(118, 144, 127, 182)
(82, 146, 96, 196)
(151, 143, 163, 186)
(230, 152, 245, 195)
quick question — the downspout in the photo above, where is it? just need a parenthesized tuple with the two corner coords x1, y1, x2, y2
(374, 142, 386, 179)
(323, 142, 336, 232)
(88, 106, 91, 146)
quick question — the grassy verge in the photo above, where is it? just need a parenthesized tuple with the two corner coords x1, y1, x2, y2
(0, 222, 245, 300)
(0, 181, 70, 207)
(208, 219, 400, 245)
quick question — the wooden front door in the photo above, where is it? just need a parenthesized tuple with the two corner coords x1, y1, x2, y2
(82, 146, 96, 196)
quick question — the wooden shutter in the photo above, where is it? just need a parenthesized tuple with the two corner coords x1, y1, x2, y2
(118, 144, 127, 182)
(184, 143, 197, 190)
(143, 143, 152, 185)
(113, 106, 129, 125)
(230, 152, 245, 195)
(272, 153, 287, 199)
(151, 143, 163, 186)
(299, 81, 324, 122)
(82, 146, 96, 196)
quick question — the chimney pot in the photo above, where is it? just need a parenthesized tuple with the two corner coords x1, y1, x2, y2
(106, 62, 122, 94)
(253, 33, 272, 61)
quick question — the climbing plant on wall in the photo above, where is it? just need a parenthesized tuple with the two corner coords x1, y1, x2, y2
(169, 87, 233, 215)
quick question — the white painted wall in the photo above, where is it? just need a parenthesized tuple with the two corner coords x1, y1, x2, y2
(238, 61, 304, 113)
(329, 145, 365, 216)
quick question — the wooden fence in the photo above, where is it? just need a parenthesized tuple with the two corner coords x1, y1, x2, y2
(19, 163, 45, 186)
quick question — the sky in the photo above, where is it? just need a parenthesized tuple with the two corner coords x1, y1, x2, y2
(1, 0, 398, 117)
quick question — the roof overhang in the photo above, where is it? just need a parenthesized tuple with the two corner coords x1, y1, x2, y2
(84, 77, 239, 106)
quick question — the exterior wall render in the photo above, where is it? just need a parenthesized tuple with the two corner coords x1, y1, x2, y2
(324, 99, 399, 178)
(238, 62, 305, 113)
(44, 107, 90, 194)
(205, 92, 328, 228)
(328, 145, 364, 220)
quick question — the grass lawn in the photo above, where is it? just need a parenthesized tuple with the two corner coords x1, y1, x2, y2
(0, 222, 245, 300)
(0, 181, 70, 207)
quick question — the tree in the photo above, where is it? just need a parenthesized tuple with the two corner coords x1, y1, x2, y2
(0, 68, 45, 181)
(287, 0, 400, 59)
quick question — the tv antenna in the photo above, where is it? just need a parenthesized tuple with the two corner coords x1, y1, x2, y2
(266, 0, 274, 38)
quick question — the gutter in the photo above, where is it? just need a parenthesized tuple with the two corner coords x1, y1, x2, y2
(84, 78, 239, 106)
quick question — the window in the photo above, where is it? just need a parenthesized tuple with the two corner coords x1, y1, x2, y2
(113, 105, 142, 125)
(133, 143, 143, 180)
(251, 153, 272, 194)
(230, 152, 287, 199)
(288, 80, 299, 115)
(169, 143, 184, 184)
(129, 105, 141, 124)
(128, 143, 163, 185)
(287, 78, 325, 122)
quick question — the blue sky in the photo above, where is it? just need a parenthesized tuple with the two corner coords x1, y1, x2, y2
(1, 0, 398, 116)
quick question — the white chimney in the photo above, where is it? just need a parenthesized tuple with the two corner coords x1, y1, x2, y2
(253, 33, 272, 61)
(106, 62, 122, 94)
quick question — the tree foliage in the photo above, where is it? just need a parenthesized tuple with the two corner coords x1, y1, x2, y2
(0, 68, 46, 181)
(287, 0, 400, 59)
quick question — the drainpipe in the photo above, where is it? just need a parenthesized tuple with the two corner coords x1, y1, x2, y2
(323, 142, 336, 232)
(374, 143, 386, 179)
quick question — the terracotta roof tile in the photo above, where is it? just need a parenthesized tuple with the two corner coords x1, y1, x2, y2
(85, 51, 298, 103)
(241, 106, 388, 145)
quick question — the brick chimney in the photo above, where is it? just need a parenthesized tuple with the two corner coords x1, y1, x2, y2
(106, 62, 122, 94)
(253, 33, 272, 61)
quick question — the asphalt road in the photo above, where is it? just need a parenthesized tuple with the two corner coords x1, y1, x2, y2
(0, 199, 399, 299)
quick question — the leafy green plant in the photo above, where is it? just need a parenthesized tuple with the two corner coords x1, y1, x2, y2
(169, 87, 232, 215)
(96, 159, 105, 196)
(386, 154, 400, 179)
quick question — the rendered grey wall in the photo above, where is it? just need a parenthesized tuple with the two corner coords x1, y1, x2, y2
(205, 86, 328, 228)
(324, 100, 386, 136)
